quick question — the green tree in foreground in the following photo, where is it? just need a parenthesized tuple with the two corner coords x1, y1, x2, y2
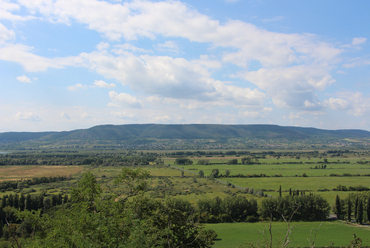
(17, 169, 216, 248)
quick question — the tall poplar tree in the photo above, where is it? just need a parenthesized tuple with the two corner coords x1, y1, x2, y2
(335, 195, 341, 219)
(279, 185, 282, 197)
(354, 196, 359, 220)
(347, 197, 352, 222)
(367, 196, 370, 223)
(357, 199, 363, 224)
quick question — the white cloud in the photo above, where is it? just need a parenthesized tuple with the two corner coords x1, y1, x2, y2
(111, 111, 134, 119)
(324, 91, 370, 116)
(240, 65, 335, 110)
(16, 0, 341, 68)
(78, 51, 266, 107)
(0, 44, 78, 72)
(154, 115, 171, 122)
(113, 43, 150, 54)
(343, 59, 370, 68)
(3, 0, 350, 120)
(352, 37, 367, 46)
(61, 112, 71, 119)
(323, 97, 351, 111)
(107, 102, 120, 108)
(16, 75, 32, 83)
(0, 23, 15, 44)
(93, 80, 116, 88)
(242, 111, 262, 119)
(67, 83, 87, 91)
(263, 16, 284, 23)
(289, 112, 300, 120)
(0, 0, 35, 21)
(96, 42, 110, 51)
(15, 112, 41, 121)
(192, 55, 222, 69)
(81, 112, 90, 118)
(109, 91, 143, 108)
(156, 40, 179, 53)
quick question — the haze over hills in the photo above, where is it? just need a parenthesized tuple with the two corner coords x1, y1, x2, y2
(1, 124, 370, 150)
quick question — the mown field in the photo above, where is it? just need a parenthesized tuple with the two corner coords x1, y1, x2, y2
(0, 165, 85, 181)
(207, 221, 370, 247)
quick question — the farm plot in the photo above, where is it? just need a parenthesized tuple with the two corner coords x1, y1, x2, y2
(207, 221, 370, 248)
(0, 165, 84, 181)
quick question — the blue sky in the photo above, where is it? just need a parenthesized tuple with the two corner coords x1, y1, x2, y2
(1, 0, 370, 132)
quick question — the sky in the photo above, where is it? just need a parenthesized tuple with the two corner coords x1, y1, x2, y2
(1, 0, 370, 132)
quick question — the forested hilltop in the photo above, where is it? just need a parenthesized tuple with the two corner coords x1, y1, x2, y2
(1, 124, 370, 150)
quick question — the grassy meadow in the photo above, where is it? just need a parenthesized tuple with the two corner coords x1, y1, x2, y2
(163, 154, 370, 207)
(207, 221, 370, 247)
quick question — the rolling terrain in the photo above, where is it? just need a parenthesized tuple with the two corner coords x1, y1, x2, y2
(1, 124, 370, 150)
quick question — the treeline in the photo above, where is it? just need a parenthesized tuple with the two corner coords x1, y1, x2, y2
(1, 192, 68, 212)
(169, 194, 330, 223)
(334, 192, 370, 224)
(329, 173, 370, 177)
(0, 176, 68, 192)
(196, 196, 258, 223)
(334, 184, 370, 192)
(260, 194, 330, 221)
(166, 149, 360, 158)
(0, 152, 158, 166)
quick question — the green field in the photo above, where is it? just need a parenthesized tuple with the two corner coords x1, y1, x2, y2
(207, 221, 370, 247)
(164, 155, 370, 208)
(1, 150, 370, 247)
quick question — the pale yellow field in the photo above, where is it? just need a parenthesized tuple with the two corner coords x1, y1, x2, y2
(0, 165, 85, 181)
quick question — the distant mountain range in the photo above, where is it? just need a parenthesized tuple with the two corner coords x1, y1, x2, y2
(1, 124, 370, 146)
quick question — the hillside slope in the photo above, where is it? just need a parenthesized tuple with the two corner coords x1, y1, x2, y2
(1, 124, 369, 145)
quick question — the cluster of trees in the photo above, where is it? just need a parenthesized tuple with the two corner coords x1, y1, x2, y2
(0, 176, 68, 192)
(334, 184, 370, 192)
(196, 196, 258, 223)
(197, 159, 210, 165)
(311, 164, 327, 169)
(334, 193, 370, 224)
(174, 158, 193, 165)
(1, 193, 67, 212)
(260, 194, 330, 221)
(7, 169, 217, 247)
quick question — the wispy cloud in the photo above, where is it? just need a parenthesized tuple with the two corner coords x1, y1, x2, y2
(92, 80, 116, 88)
(67, 83, 87, 91)
(16, 75, 32, 83)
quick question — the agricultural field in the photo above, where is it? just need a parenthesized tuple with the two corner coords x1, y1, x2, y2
(0, 149, 370, 246)
(163, 153, 370, 206)
(0, 165, 85, 181)
(207, 221, 370, 247)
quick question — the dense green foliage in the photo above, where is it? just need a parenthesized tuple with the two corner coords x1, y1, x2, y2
(13, 169, 217, 247)
(197, 196, 258, 223)
(260, 194, 330, 221)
